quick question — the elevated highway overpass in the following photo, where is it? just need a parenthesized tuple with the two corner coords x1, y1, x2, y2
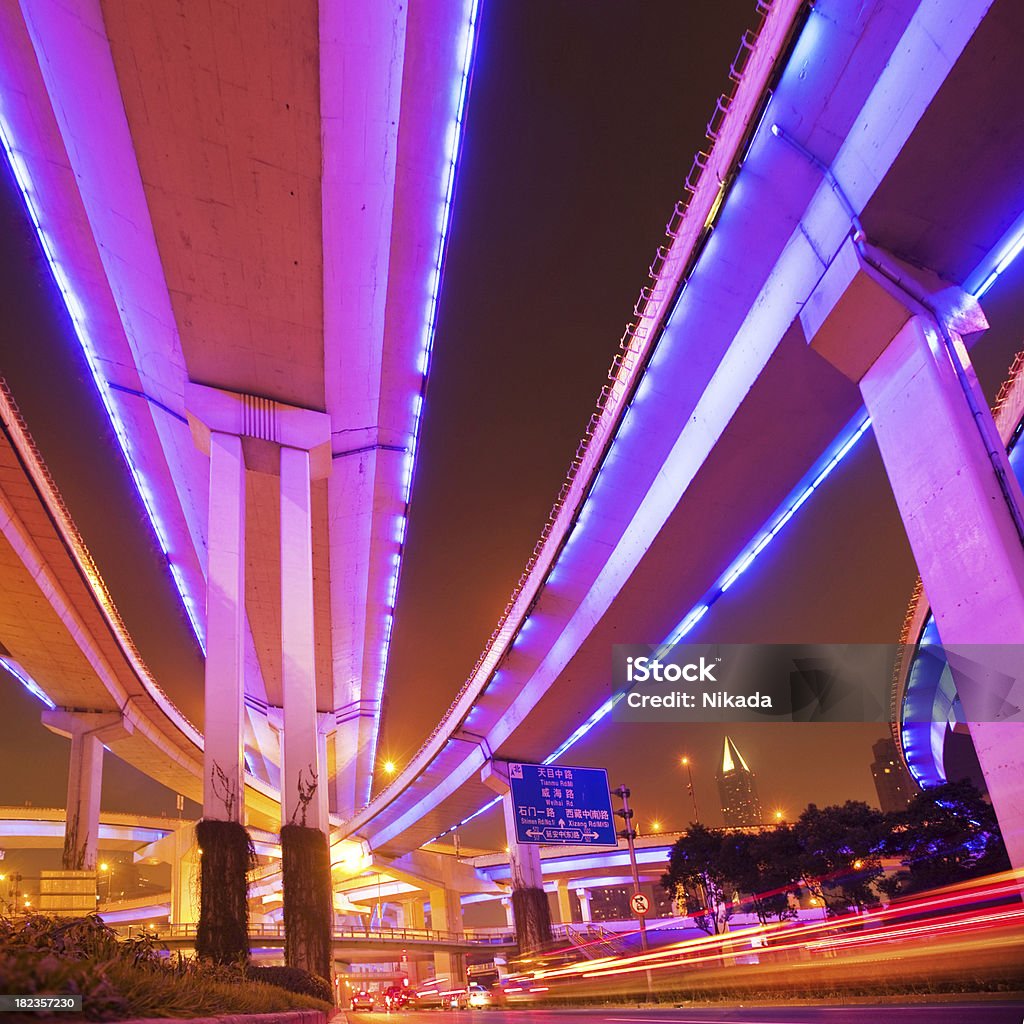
(2, 0, 1024, 974)
(336, 0, 1024, 863)
(0, 0, 479, 823)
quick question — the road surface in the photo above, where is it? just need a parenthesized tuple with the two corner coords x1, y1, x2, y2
(341, 1005, 1024, 1023)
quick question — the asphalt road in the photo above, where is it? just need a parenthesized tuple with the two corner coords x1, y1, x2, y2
(341, 1005, 1024, 1024)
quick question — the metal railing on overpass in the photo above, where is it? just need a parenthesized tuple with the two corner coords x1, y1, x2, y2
(116, 922, 516, 948)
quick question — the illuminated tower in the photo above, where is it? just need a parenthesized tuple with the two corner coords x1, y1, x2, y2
(717, 736, 762, 827)
(870, 736, 917, 813)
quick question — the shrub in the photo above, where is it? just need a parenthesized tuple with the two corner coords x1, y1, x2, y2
(0, 916, 332, 1020)
(246, 964, 334, 1004)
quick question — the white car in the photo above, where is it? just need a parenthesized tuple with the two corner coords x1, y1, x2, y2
(466, 984, 494, 1009)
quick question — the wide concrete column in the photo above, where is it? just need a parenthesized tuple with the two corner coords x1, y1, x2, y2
(280, 445, 328, 832)
(427, 886, 465, 986)
(189, 420, 251, 963)
(802, 238, 1024, 869)
(482, 761, 552, 952)
(203, 431, 247, 821)
(41, 709, 130, 870)
(277, 440, 332, 984)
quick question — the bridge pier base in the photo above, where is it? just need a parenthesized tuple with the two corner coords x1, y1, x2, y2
(802, 239, 1024, 870)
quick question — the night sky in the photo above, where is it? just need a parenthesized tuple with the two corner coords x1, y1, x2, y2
(2, 0, 1024, 858)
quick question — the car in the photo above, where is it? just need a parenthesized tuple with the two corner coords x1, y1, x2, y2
(383, 985, 410, 1010)
(441, 984, 496, 1010)
(410, 986, 444, 1009)
(350, 990, 376, 1011)
(465, 984, 495, 1009)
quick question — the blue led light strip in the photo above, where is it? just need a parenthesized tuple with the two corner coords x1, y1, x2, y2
(422, 230, 1024, 844)
(0, 657, 55, 709)
(418, 200, 1024, 845)
(0, 118, 206, 652)
(365, 0, 481, 805)
(973, 220, 1024, 299)
(509, 214, 1024, 779)
(427, 414, 873, 843)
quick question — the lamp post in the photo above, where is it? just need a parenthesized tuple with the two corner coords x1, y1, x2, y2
(2, 871, 24, 916)
(99, 862, 113, 903)
(680, 756, 700, 824)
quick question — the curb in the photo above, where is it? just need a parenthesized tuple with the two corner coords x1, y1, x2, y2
(117, 1012, 330, 1024)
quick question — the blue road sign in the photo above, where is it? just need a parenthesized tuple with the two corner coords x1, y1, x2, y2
(508, 762, 617, 846)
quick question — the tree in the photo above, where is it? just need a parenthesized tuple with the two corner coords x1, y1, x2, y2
(793, 801, 888, 915)
(718, 827, 802, 925)
(660, 824, 734, 934)
(882, 780, 1010, 897)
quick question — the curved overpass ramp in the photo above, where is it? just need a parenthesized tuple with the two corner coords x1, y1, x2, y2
(0, 386, 281, 830)
(342, 0, 1024, 857)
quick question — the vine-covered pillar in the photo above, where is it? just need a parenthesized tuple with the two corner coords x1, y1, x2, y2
(280, 443, 332, 983)
(194, 424, 251, 963)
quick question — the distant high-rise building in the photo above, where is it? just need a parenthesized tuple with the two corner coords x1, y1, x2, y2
(870, 736, 917, 813)
(716, 736, 762, 827)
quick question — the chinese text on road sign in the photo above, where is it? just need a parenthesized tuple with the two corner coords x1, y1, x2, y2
(508, 762, 617, 846)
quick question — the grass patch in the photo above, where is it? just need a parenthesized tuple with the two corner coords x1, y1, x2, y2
(0, 915, 333, 1020)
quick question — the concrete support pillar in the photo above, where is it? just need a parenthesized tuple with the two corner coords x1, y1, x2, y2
(203, 431, 247, 822)
(482, 761, 552, 952)
(41, 710, 127, 871)
(187, 383, 332, 966)
(399, 896, 426, 931)
(280, 445, 328, 832)
(556, 880, 575, 925)
(170, 825, 201, 927)
(501, 896, 514, 928)
(428, 886, 465, 986)
(802, 239, 1024, 869)
(576, 887, 592, 923)
(187, 395, 252, 963)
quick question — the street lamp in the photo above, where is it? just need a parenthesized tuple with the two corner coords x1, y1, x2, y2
(99, 862, 113, 902)
(680, 756, 700, 824)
